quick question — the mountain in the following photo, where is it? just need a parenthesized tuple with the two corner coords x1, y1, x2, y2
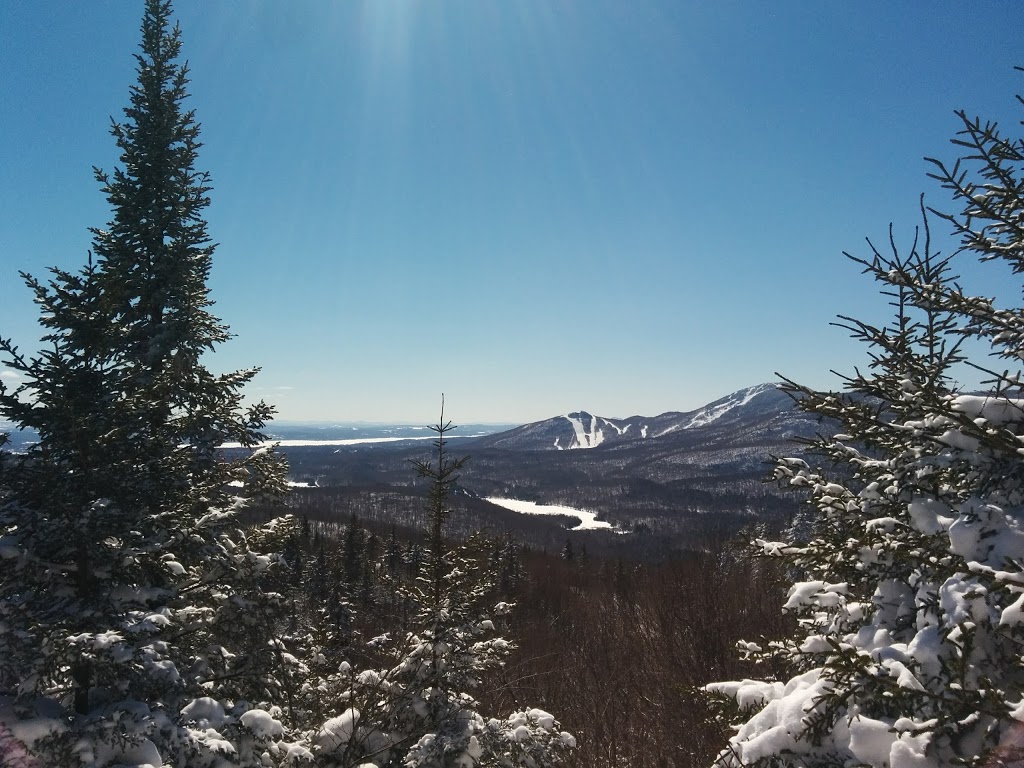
(470, 383, 805, 452)
(244, 383, 827, 551)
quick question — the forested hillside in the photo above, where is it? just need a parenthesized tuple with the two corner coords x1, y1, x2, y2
(262, 511, 792, 767)
(271, 384, 816, 549)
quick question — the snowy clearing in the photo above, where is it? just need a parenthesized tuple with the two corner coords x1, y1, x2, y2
(682, 382, 777, 429)
(564, 414, 604, 449)
(485, 497, 615, 531)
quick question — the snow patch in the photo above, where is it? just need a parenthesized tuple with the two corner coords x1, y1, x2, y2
(485, 497, 615, 531)
(315, 709, 360, 753)
(221, 436, 477, 448)
(564, 413, 604, 449)
(240, 708, 285, 738)
(682, 383, 776, 429)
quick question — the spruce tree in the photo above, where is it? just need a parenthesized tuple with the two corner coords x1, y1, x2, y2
(1, 4, 574, 764)
(304, 405, 575, 767)
(707, 78, 1024, 767)
(410, 397, 467, 606)
(87, 0, 285, 513)
(0, 1, 291, 763)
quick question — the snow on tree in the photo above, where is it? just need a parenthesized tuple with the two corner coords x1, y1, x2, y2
(298, 403, 575, 767)
(0, 5, 572, 764)
(706, 77, 1024, 767)
(0, 1, 293, 763)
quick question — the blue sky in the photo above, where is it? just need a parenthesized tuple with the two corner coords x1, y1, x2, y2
(2, 2, 1023, 423)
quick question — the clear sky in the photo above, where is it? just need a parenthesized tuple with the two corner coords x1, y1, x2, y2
(2, 2, 1023, 424)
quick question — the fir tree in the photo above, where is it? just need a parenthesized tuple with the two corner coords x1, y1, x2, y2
(305, 403, 575, 766)
(1, 4, 574, 764)
(87, 0, 285, 510)
(342, 513, 365, 587)
(410, 396, 466, 606)
(384, 525, 403, 576)
(561, 539, 574, 562)
(707, 76, 1024, 768)
(0, 1, 292, 763)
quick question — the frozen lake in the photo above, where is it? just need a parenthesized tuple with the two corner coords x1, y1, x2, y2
(485, 497, 614, 531)
(219, 435, 482, 448)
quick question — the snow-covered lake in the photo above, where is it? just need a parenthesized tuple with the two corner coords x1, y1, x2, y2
(485, 497, 614, 531)
(219, 435, 481, 449)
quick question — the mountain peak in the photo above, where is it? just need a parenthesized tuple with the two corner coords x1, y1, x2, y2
(562, 412, 604, 449)
(566, 410, 593, 420)
(471, 383, 796, 452)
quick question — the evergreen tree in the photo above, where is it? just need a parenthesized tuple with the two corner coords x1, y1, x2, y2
(360, 532, 379, 607)
(1, 4, 573, 765)
(306, 405, 574, 766)
(342, 513, 365, 587)
(492, 534, 524, 596)
(707, 77, 1024, 768)
(410, 397, 467, 606)
(561, 539, 574, 562)
(88, 0, 285, 509)
(384, 525, 403, 577)
(0, 2, 292, 763)
(405, 541, 424, 578)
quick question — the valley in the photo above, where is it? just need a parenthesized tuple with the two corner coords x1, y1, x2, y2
(262, 382, 821, 554)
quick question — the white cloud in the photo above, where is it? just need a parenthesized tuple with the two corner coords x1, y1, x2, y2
(0, 370, 21, 381)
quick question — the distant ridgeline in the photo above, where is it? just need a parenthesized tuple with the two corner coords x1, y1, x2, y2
(0, 422, 36, 452)
(254, 383, 823, 551)
(261, 421, 516, 444)
(3, 385, 820, 548)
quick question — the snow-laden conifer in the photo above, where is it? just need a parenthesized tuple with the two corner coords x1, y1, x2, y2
(0, 1, 572, 763)
(707, 78, 1024, 768)
(300, 406, 574, 767)
(0, 1, 291, 763)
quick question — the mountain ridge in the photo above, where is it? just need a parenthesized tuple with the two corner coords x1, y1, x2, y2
(470, 382, 795, 451)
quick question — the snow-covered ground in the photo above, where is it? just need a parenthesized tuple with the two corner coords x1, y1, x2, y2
(681, 382, 777, 429)
(485, 497, 615, 531)
(564, 413, 604, 449)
